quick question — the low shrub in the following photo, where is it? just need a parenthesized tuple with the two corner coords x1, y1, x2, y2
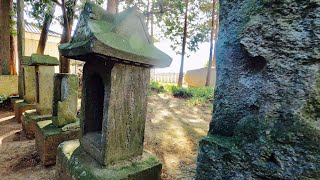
(149, 82, 214, 105)
(150, 81, 165, 93)
(0, 94, 9, 109)
(171, 86, 193, 98)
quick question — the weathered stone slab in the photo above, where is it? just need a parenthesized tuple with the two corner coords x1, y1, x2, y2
(79, 61, 150, 166)
(36, 66, 55, 115)
(10, 97, 22, 110)
(196, 0, 320, 179)
(52, 74, 79, 127)
(35, 120, 79, 165)
(14, 100, 35, 123)
(23, 66, 36, 103)
(56, 140, 161, 180)
(21, 109, 51, 139)
(23, 54, 59, 66)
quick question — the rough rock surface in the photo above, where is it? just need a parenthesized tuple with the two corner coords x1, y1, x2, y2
(196, 0, 320, 179)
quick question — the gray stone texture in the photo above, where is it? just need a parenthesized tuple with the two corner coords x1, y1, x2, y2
(23, 66, 36, 103)
(196, 0, 320, 179)
(52, 73, 79, 127)
(36, 66, 55, 115)
(79, 60, 150, 166)
(56, 140, 161, 180)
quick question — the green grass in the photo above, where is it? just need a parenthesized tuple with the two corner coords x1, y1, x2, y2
(0, 94, 9, 109)
(149, 81, 214, 106)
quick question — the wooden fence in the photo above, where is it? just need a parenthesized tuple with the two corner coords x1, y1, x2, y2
(150, 72, 185, 84)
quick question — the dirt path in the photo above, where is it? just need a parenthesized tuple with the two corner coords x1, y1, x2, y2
(0, 94, 212, 179)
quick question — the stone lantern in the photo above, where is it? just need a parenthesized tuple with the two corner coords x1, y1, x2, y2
(56, 2, 172, 179)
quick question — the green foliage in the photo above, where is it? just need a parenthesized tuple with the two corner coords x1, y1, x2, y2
(0, 95, 8, 104)
(150, 81, 165, 93)
(149, 81, 214, 105)
(171, 86, 193, 98)
(157, 0, 211, 55)
(0, 95, 9, 109)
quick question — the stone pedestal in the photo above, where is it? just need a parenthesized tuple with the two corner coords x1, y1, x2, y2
(56, 140, 162, 180)
(21, 110, 51, 139)
(35, 120, 79, 165)
(10, 97, 21, 110)
(14, 100, 36, 123)
(34, 73, 79, 165)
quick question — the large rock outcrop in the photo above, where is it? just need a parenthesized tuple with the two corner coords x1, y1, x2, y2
(196, 0, 320, 179)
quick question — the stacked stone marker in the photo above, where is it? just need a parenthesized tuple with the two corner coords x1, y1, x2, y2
(21, 54, 59, 139)
(196, 0, 320, 179)
(55, 2, 172, 179)
(34, 73, 79, 165)
(13, 56, 37, 123)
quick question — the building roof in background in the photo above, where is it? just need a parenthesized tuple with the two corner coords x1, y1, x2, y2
(25, 22, 61, 37)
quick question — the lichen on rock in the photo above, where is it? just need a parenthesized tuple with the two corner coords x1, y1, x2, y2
(196, 0, 320, 179)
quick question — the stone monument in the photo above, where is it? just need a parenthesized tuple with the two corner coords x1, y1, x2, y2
(56, 2, 172, 179)
(14, 56, 37, 122)
(21, 54, 59, 139)
(34, 73, 79, 165)
(196, 0, 320, 179)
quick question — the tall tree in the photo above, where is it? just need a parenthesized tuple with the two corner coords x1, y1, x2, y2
(10, 0, 17, 75)
(107, 0, 119, 13)
(59, 0, 77, 73)
(36, 5, 55, 54)
(0, 0, 11, 75)
(17, 0, 25, 97)
(177, 0, 189, 87)
(205, 0, 218, 86)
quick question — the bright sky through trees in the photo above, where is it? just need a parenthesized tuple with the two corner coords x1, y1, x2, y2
(25, 1, 212, 73)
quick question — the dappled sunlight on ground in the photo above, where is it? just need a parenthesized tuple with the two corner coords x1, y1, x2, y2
(0, 93, 212, 179)
(0, 111, 55, 179)
(145, 93, 212, 179)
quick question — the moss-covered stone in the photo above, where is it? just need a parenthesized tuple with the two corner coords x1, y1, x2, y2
(35, 120, 79, 165)
(21, 109, 52, 139)
(56, 140, 161, 180)
(28, 54, 59, 66)
(36, 66, 55, 115)
(52, 74, 79, 127)
(23, 66, 36, 103)
(14, 101, 36, 123)
(196, 0, 320, 179)
(59, 2, 172, 68)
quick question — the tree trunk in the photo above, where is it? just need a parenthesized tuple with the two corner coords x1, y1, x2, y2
(107, 0, 119, 14)
(17, 0, 25, 97)
(9, 0, 16, 75)
(59, 0, 72, 73)
(177, 0, 189, 87)
(36, 7, 54, 55)
(205, 0, 216, 86)
(10, 34, 16, 75)
(0, 0, 11, 75)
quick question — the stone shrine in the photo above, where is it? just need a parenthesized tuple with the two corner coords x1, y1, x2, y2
(34, 73, 79, 165)
(196, 0, 320, 179)
(56, 2, 172, 179)
(21, 54, 59, 139)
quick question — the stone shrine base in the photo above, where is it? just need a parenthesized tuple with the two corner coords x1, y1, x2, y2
(14, 100, 36, 123)
(21, 110, 51, 139)
(35, 120, 79, 166)
(56, 140, 162, 180)
(10, 97, 22, 110)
